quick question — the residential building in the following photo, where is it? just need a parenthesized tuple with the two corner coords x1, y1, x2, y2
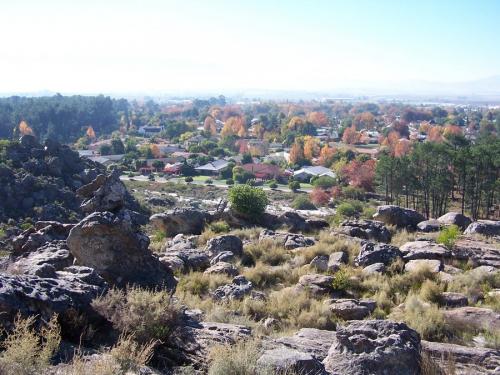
(195, 159, 230, 175)
(241, 163, 281, 180)
(293, 166, 336, 182)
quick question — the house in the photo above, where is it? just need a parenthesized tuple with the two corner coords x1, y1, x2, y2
(293, 166, 336, 182)
(184, 134, 207, 149)
(77, 150, 96, 158)
(139, 166, 155, 175)
(163, 162, 183, 175)
(263, 151, 290, 164)
(138, 126, 164, 136)
(195, 159, 230, 175)
(241, 163, 281, 180)
(88, 154, 125, 167)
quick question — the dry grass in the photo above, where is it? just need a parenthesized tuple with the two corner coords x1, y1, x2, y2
(242, 239, 289, 267)
(208, 338, 263, 375)
(448, 269, 500, 302)
(91, 287, 180, 343)
(231, 227, 264, 241)
(0, 314, 61, 375)
(390, 228, 418, 246)
(176, 272, 232, 297)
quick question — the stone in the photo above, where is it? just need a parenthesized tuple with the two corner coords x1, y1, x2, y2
(164, 248, 210, 272)
(257, 347, 326, 374)
(204, 262, 238, 277)
(259, 229, 315, 250)
(400, 240, 451, 261)
(67, 211, 176, 290)
(12, 221, 74, 254)
(355, 242, 402, 267)
(210, 251, 235, 265)
(205, 235, 243, 258)
(404, 259, 442, 273)
(417, 219, 442, 232)
(362, 263, 386, 275)
(437, 212, 472, 230)
(278, 211, 328, 233)
(440, 292, 468, 307)
(422, 340, 500, 375)
(147, 196, 175, 207)
(310, 255, 329, 272)
(159, 255, 185, 273)
(373, 205, 425, 229)
(327, 251, 348, 272)
(452, 237, 500, 268)
(297, 274, 334, 296)
(464, 220, 500, 237)
(325, 298, 376, 320)
(338, 219, 392, 243)
(443, 307, 500, 331)
(212, 275, 253, 300)
(273, 328, 337, 361)
(262, 317, 280, 330)
(77, 172, 127, 213)
(150, 208, 210, 236)
(322, 320, 421, 375)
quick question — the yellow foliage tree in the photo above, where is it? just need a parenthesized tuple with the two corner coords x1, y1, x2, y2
(19, 121, 34, 136)
(86, 126, 96, 139)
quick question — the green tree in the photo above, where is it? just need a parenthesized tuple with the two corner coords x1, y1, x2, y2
(228, 185, 268, 220)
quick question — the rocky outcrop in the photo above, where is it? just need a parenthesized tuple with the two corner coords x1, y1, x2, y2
(362, 262, 386, 275)
(256, 347, 326, 374)
(212, 275, 254, 300)
(437, 212, 472, 230)
(417, 219, 442, 232)
(322, 320, 421, 375)
(325, 298, 376, 320)
(150, 208, 211, 236)
(272, 328, 337, 361)
(297, 274, 335, 296)
(443, 306, 500, 331)
(259, 229, 315, 250)
(422, 340, 500, 375)
(67, 211, 176, 290)
(12, 221, 74, 254)
(338, 219, 391, 243)
(205, 235, 243, 258)
(204, 262, 238, 277)
(373, 205, 425, 229)
(355, 242, 402, 267)
(464, 220, 500, 237)
(452, 237, 500, 268)
(77, 171, 127, 214)
(405, 259, 442, 273)
(278, 211, 329, 233)
(400, 240, 451, 261)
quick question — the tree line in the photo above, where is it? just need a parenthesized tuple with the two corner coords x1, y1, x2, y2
(376, 135, 499, 220)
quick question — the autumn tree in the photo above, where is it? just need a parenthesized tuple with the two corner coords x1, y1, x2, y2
(353, 112, 375, 130)
(342, 125, 360, 144)
(19, 121, 34, 136)
(86, 126, 96, 139)
(150, 144, 161, 158)
(310, 187, 331, 206)
(307, 111, 328, 126)
(303, 136, 319, 161)
(204, 116, 217, 135)
(342, 159, 376, 191)
(289, 142, 305, 165)
(318, 145, 336, 167)
(428, 126, 444, 143)
(222, 116, 246, 138)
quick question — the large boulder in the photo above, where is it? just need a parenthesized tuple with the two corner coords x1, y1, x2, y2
(12, 221, 74, 254)
(338, 219, 391, 243)
(464, 220, 500, 237)
(417, 219, 442, 232)
(437, 212, 472, 230)
(256, 347, 326, 374)
(373, 205, 425, 229)
(272, 328, 337, 361)
(443, 307, 500, 331)
(452, 237, 500, 268)
(322, 320, 421, 375)
(259, 229, 315, 250)
(325, 298, 376, 320)
(150, 208, 211, 236)
(205, 235, 243, 258)
(67, 211, 176, 290)
(278, 211, 328, 233)
(355, 242, 402, 267)
(297, 274, 334, 296)
(77, 171, 128, 213)
(400, 240, 451, 261)
(212, 275, 254, 301)
(204, 262, 238, 277)
(405, 259, 442, 273)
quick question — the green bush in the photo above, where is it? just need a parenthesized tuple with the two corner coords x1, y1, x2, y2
(291, 195, 316, 210)
(205, 178, 213, 185)
(228, 185, 268, 220)
(336, 202, 357, 218)
(226, 178, 234, 185)
(312, 176, 336, 189)
(437, 225, 460, 248)
(288, 180, 301, 192)
(269, 182, 278, 189)
(184, 176, 193, 183)
(209, 220, 230, 233)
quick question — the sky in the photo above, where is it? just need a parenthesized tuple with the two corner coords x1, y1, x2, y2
(1, 0, 499, 94)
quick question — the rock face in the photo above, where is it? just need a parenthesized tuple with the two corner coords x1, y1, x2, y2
(259, 229, 315, 250)
(12, 221, 75, 254)
(422, 340, 500, 375)
(373, 205, 425, 229)
(338, 219, 391, 243)
(212, 275, 253, 300)
(204, 262, 238, 277)
(77, 171, 128, 214)
(452, 237, 500, 268)
(417, 219, 442, 232)
(325, 298, 376, 320)
(440, 292, 468, 307)
(67, 211, 176, 290)
(400, 240, 451, 261)
(437, 212, 472, 230)
(322, 320, 421, 375)
(278, 211, 329, 233)
(257, 347, 326, 374)
(272, 328, 337, 361)
(464, 220, 500, 237)
(205, 235, 243, 258)
(443, 307, 500, 331)
(150, 208, 211, 236)
(297, 274, 334, 296)
(355, 242, 402, 267)
(405, 259, 442, 273)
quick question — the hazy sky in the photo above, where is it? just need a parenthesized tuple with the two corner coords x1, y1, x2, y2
(1, 0, 499, 93)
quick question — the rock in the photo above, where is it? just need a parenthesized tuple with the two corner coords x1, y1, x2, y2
(212, 275, 253, 300)
(0, 273, 105, 328)
(325, 298, 376, 320)
(147, 196, 175, 207)
(440, 292, 468, 307)
(437, 212, 472, 230)
(77, 172, 127, 213)
(205, 235, 243, 258)
(373, 205, 425, 229)
(257, 347, 326, 374)
(327, 252, 348, 272)
(259, 229, 315, 250)
(338, 219, 392, 243)
(322, 320, 421, 375)
(297, 274, 334, 296)
(422, 340, 500, 375)
(310, 255, 329, 272)
(204, 262, 238, 277)
(471, 265, 499, 275)
(273, 328, 337, 361)
(443, 307, 500, 331)
(355, 242, 402, 267)
(20, 134, 41, 149)
(464, 220, 500, 237)
(150, 208, 210, 236)
(12, 221, 74, 254)
(452, 237, 500, 268)
(278, 211, 328, 233)
(67, 211, 176, 290)
(164, 248, 210, 272)
(362, 263, 386, 275)
(405, 259, 442, 273)
(417, 219, 442, 232)
(400, 240, 451, 261)
(210, 251, 235, 265)
(262, 317, 280, 330)
(159, 255, 185, 273)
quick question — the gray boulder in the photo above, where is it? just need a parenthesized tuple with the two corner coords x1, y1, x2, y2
(405, 259, 442, 273)
(443, 306, 500, 331)
(259, 229, 315, 250)
(362, 263, 386, 275)
(212, 275, 253, 300)
(440, 292, 468, 307)
(297, 274, 334, 296)
(437, 212, 472, 230)
(327, 251, 348, 272)
(417, 219, 442, 232)
(67, 211, 176, 290)
(204, 262, 238, 277)
(338, 219, 391, 243)
(400, 240, 451, 261)
(205, 235, 243, 258)
(452, 237, 500, 268)
(355, 242, 402, 267)
(464, 220, 500, 237)
(273, 328, 337, 361)
(322, 320, 421, 375)
(150, 208, 211, 236)
(373, 205, 425, 229)
(77, 172, 127, 213)
(325, 298, 376, 320)
(257, 347, 326, 374)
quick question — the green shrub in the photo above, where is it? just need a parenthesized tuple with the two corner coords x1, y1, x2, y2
(269, 182, 278, 189)
(312, 176, 336, 189)
(291, 195, 316, 210)
(209, 220, 230, 233)
(184, 176, 193, 183)
(228, 185, 268, 220)
(331, 268, 351, 292)
(336, 202, 357, 218)
(208, 339, 262, 375)
(226, 178, 234, 185)
(437, 225, 460, 248)
(205, 178, 213, 185)
(288, 180, 301, 192)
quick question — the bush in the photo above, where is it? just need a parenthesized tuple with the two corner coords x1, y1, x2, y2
(437, 225, 460, 248)
(269, 182, 278, 189)
(226, 178, 234, 185)
(342, 186, 365, 200)
(208, 339, 261, 375)
(184, 176, 193, 183)
(205, 178, 213, 185)
(228, 185, 268, 220)
(336, 202, 357, 218)
(209, 220, 230, 233)
(0, 314, 61, 375)
(291, 195, 316, 210)
(177, 272, 231, 297)
(312, 176, 336, 189)
(310, 187, 331, 206)
(91, 287, 180, 343)
(288, 180, 301, 192)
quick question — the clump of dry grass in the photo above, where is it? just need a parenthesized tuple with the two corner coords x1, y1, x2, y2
(419, 280, 444, 304)
(242, 239, 289, 266)
(231, 227, 264, 241)
(176, 272, 232, 297)
(91, 287, 180, 343)
(390, 228, 417, 246)
(0, 314, 61, 375)
(208, 338, 262, 375)
(197, 228, 218, 246)
(448, 269, 500, 302)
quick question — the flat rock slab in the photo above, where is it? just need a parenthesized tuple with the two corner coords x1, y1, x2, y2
(400, 240, 451, 261)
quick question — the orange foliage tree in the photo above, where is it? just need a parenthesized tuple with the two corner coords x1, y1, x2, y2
(428, 126, 444, 143)
(86, 126, 96, 139)
(342, 159, 376, 191)
(303, 136, 319, 161)
(221, 116, 246, 138)
(289, 142, 304, 165)
(310, 187, 331, 206)
(204, 116, 217, 135)
(150, 144, 161, 158)
(342, 125, 360, 144)
(318, 145, 336, 167)
(307, 111, 328, 126)
(19, 120, 34, 136)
